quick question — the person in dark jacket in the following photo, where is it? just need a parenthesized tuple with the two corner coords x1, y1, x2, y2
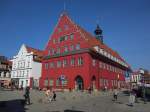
(24, 86, 30, 105)
(52, 91, 56, 101)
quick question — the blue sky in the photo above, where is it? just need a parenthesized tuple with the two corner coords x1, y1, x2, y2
(0, 0, 150, 70)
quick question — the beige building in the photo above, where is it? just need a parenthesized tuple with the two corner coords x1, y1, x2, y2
(0, 56, 12, 88)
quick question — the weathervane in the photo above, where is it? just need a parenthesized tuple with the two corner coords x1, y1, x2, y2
(61, 1, 67, 16)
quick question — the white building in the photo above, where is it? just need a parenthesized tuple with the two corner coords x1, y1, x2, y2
(11, 44, 43, 88)
(131, 69, 144, 86)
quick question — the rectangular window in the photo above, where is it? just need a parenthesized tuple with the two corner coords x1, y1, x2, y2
(111, 80, 113, 87)
(27, 61, 30, 67)
(50, 62, 54, 68)
(92, 60, 96, 66)
(45, 63, 48, 69)
(70, 34, 74, 40)
(63, 59, 67, 67)
(70, 45, 74, 51)
(99, 62, 102, 68)
(22, 71, 24, 77)
(71, 58, 75, 66)
(64, 46, 68, 52)
(44, 79, 48, 87)
(57, 61, 61, 68)
(26, 70, 29, 77)
(18, 62, 20, 68)
(107, 64, 109, 70)
(23, 62, 25, 68)
(64, 36, 68, 41)
(103, 63, 106, 69)
(56, 48, 60, 54)
(56, 79, 60, 86)
(78, 57, 83, 66)
(53, 39, 56, 44)
(49, 79, 54, 86)
(60, 36, 65, 42)
(76, 43, 80, 50)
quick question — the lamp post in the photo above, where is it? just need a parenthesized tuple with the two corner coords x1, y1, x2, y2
(142, 75, 146, 104)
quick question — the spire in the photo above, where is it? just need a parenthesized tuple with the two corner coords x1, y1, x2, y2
(94, 24, 103, 43)
(61, 1, 68, 17)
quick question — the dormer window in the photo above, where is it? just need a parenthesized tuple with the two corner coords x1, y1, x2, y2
(108, 53, 111, 58)
(94, 46, 99, 52)
(100, 49, 103, 54)
(111, 55, 113, 60)
(104, 51, 107, 56)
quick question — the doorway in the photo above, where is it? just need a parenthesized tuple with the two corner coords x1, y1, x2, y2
(75, 76, 84, 90)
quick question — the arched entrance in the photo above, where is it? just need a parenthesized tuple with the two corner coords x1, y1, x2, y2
(91, 76, 96, 90)
(75, 76, 84, 90)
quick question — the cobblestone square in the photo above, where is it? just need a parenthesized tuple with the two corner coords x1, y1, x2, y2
(0, 90, 150, 112)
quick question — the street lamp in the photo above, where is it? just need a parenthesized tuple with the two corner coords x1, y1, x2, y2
(141, 75, 146, 104)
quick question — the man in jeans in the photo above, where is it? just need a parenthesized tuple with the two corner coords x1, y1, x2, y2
(24, 86, 31, 105)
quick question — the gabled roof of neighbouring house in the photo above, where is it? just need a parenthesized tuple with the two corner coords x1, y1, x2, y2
(25, 45, 44, 62)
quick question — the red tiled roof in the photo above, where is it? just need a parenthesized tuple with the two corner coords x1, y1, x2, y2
(76, 25, 129, 66)
(26, 46, 44, 62)
(26, 46, 44, 57)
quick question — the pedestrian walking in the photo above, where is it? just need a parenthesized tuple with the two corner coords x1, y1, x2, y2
(45, 87, 52, 102)
(88, 86, 92, 94)
(24, 86, 31, 105)
(113, 88, 118, 101)
(128, 90, 135, 106)
(52, 91, 56, 101)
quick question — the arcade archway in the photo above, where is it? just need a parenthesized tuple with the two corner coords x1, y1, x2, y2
(75, 76, 84, 90)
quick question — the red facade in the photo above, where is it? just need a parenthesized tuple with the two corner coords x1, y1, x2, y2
(40, 13, 130, 91)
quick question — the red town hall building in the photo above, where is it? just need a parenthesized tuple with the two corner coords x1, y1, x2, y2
(40, 13, 130, 91)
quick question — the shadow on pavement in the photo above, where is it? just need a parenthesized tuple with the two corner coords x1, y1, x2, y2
(64, 110, 84, 112)
(0, 99, 28, 112)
